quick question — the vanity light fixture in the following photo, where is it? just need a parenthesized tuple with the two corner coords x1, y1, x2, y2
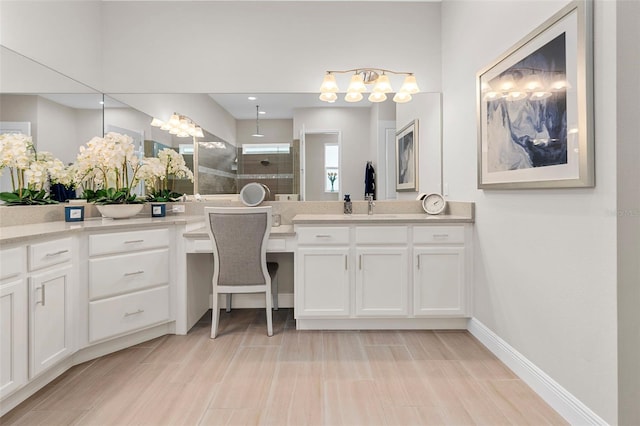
(251, 105, 264, 138)
(150, 113, 204, 138)
(319, 68, 420, 104)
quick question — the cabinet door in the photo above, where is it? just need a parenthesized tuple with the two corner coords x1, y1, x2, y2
(29, 265, 73, 378)
(296, 248, 350, 317)
(0, 279, 28, 398)
(355, 248, 408, 316)
(413, 247, 466, 316)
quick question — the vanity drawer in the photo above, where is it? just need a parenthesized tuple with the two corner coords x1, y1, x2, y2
(297, 227, 350, 245)
(28, 238, 72, 271)
(355, 226, 407, 244)
(89, 228, 169, 256)
(413, 226, 465, 244)
(1, 247, 24, 279)
(89, 285, 170, 342)
(89, 248, 169, 300)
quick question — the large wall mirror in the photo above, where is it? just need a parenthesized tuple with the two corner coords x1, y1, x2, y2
(1, 45, 443, 201)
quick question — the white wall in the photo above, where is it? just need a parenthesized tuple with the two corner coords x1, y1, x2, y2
(0, 1, 103, 91)
(100, 1, 441, 93)
(305, 133, 340, 201)
(294, 107, 371, 200)
(236, 119, 293, 146)
(441, 0, 618, 422)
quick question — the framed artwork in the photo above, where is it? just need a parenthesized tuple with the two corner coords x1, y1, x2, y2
(477, 0, 593, 189)
(396, 119, 418, 192)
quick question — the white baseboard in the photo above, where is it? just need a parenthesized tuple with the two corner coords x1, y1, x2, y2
(468, 318, 608, 426)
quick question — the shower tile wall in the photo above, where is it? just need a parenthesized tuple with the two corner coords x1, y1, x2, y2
(237, 147, 295, 200)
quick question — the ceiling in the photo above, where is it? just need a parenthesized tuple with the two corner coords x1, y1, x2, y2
(208, 93, 369, 120)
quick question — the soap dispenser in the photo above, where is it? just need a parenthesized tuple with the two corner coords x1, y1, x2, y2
(343, 194, 352, 214)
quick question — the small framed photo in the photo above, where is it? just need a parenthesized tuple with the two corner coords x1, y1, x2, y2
(477, 0, 594, 189)
(151, 203, 166, 217)
(64, 206, 84, 222)
(396, 119, 419, 192)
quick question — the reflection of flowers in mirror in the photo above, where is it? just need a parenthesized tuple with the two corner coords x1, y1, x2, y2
(75, 132, 144, 204)
(0, 133, 64, 205)
(139, 148, 194, 202)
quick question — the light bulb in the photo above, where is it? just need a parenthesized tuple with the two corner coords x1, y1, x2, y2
(372, 74, 392, 93)
(319, 73, 339, 93)
(319, 92, 338, 102)
(399, 75, 420, 94)
(368, 92, 387, 103)
(345, 91, 363, 102)
(168, 114, 180, 126)
(150, 118, 164, 127)
(347, 74, 366, 93)
(393, 91, 412, 103)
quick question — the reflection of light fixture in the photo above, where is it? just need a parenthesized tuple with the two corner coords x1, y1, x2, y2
(482, 68, 570, 103)
(252, 105, 264, 138)
(319, 68, 420, 103)
(150, 113, 204, 138)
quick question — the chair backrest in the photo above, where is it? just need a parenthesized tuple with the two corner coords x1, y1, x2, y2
(205, 206, 272, 287)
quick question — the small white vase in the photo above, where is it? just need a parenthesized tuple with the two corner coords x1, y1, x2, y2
(95, 204, 144, 219)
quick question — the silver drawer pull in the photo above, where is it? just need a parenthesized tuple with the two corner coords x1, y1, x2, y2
(46, 249, 69, 257)
(315, 234, 332, 238)
(124, 309, 144, 317)
(124, 270, 145, 277)
(124, 239, 144, 244)
(432, 234, 449, 239)
(36, 285, 46, 306)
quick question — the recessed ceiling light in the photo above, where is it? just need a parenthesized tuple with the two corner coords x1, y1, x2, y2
(248, 96, 257, 101)
(259, 111, 266, 115)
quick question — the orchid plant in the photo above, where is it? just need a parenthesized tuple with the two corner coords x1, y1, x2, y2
(75, 132, 144, 204)
(0, 133, 61, 205)
(140, 148, 194, 202)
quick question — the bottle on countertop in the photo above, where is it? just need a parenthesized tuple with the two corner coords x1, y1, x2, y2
(343, 194, 352, 214)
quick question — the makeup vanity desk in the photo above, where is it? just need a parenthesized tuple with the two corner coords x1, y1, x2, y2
(181, 224, 296, 333)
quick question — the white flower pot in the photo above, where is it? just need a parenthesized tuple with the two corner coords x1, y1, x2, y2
(95, 204, 144, 219)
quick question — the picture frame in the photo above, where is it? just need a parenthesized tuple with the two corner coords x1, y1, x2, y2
(396, 119, 419, 192)
(64, 206, 84, 222)
(477, 0, 593, 189)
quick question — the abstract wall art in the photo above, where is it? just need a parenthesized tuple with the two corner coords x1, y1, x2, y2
(477, 0, 594, 189)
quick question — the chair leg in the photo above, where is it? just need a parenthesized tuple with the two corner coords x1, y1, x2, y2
(272, 274, 278, 311)
(211, 287, 220, 339)
(265, 284, 273, 337)
(226, 294, 232, 312)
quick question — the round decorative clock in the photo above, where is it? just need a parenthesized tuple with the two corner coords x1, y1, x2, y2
(422, 193, 446, 215)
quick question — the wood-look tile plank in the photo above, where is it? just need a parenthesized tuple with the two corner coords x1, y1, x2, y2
(364, 346, 411, 407)
(208, 346, 279, 409)
(401, 330, 455, 360)
(435, 330, 495, 360)
(199, 408, 262, 426)
(323, 331, 372, 381)
(260, 361, 323, 426)
(8, 409, 86, 426)
(323, 379, 386, 426)
(278, 329, 323, 362)
(359, 330, 403, 346)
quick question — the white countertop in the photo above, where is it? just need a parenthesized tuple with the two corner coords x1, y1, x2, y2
(0, 214, 204, 245)
(291, 213, 473, 224)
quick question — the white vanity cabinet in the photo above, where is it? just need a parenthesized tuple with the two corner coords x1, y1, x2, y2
(88, 228, 171, 342)
(27, 237, 75, 379)
(413, 226, 468, 316)
(354, 226, 409, 316)
(0, 247, 27, 398)
(296, 227, 350, 317)
(294, 217, 473, 328)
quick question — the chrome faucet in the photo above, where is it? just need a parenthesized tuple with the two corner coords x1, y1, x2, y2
(366, 195, 375, 215)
